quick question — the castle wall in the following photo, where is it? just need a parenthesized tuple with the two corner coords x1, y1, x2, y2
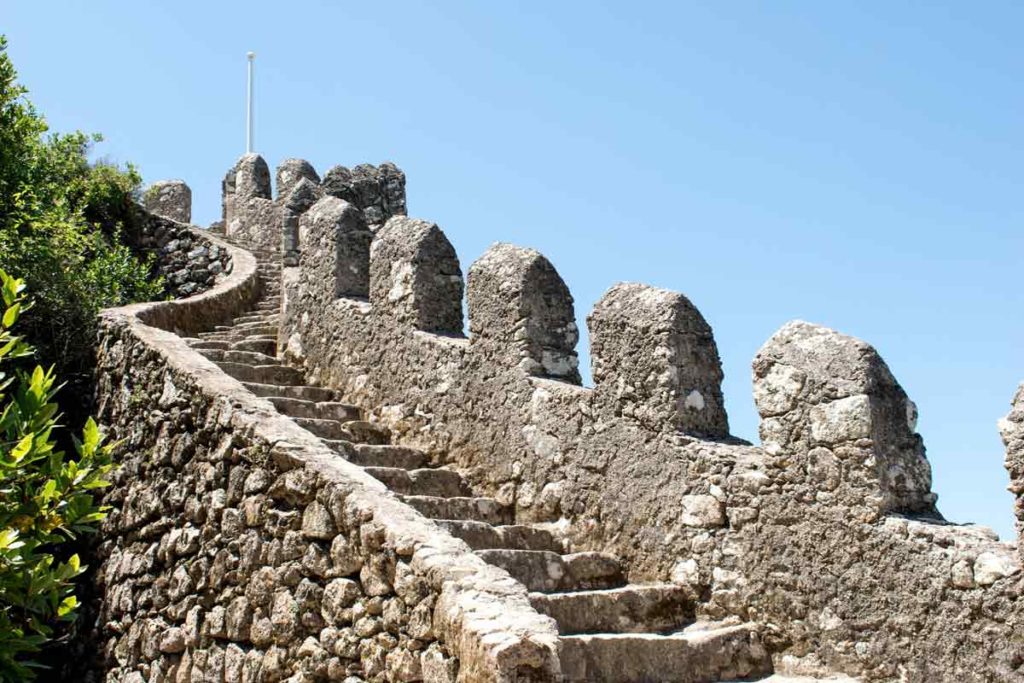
(130, 207, 234, 299)
(265, 154, 1024, 682)
(87, 202, 561, 682)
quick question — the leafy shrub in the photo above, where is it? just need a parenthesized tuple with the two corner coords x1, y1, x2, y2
(0, 35, 163, 416)
(0, 270, 113, 680)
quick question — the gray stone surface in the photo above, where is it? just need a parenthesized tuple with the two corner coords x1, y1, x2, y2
(85, 230, 561, 682)
(590, 282, 728, 436)
(300, 196, 372, 299)
(468, 243, 581, 382)
(276, 164, 1024, 682)
(322, 163, 407, 228)
(276, 158, 321, 202)
(753, 320, 936, 519)
(370, 217, 463, 334)
(129, 196, 232, 299)
(84, 155, 1024, 682)
(142, 179, 191, 223)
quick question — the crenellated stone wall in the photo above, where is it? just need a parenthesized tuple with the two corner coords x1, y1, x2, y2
(223, 154, 406, 258)
(259, 152, 1024, 682)
(135, 183, 233, 298)
(86, 209, 563, 682)
(143, 180, 192, 224)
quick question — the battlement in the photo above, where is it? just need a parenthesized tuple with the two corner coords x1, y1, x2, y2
(120, 157, 1024, 681)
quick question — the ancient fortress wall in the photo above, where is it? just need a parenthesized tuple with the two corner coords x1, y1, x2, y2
(133, 188, 235, 298)
(88, 205, 561, 681)
(235, 153, 1024, 682)
(85, 155, 1024, 682)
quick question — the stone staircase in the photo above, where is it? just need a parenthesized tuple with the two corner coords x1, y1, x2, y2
(182, 242, 832, 683)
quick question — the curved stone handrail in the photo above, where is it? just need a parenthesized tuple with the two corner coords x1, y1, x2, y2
(90, 207, 560, 681)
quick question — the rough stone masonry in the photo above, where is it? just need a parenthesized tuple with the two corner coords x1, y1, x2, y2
(82, 157, 1024, 683)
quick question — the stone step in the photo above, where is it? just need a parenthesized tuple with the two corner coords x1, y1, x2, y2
(189, 339, 229, 351)
(268, 397, 360, 422)
(475, 550, 624, 593)
(244, 382, 335, 402)
(234, 314, 279, 325)
(200, 349, 280, 365)
(232, 338, 277, 356)
(436, 520, 563, 553)
(340, 421, 390, 445)
(294, 417, 354, 441)
(402, 495, 512, 525)
(233, 320, 278, 332)
(199, 328, 277, 342)
(364, 467, 470, 497)
(346, 444, 429, 470)
(558, 622, 771, 683)
(529, 584, 693, 635)
(216, 362, 304, 385)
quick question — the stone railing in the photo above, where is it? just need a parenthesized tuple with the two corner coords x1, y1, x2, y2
(255, 151, 1024, 681)
(87, 197, 561, 681)
(130, 206, 233, 299)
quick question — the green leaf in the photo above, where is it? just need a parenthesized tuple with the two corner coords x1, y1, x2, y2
(2, 302, 19, 328)
(0, 528, 21, 550)
(8, 434, 33, 463)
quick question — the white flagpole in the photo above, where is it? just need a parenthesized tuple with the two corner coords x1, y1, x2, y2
(246, 52, 255, 153)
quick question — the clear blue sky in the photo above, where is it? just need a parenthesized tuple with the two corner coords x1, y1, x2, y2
(6, 1, 1023, 538)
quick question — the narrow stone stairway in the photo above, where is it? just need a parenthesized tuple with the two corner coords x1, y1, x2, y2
(183, 244, 789, 682)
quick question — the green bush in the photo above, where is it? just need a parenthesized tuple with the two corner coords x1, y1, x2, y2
(0, 270, 113, 680)
(0, 35, 163, 407)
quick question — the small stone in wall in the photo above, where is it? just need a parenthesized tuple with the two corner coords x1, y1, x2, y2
(973, 551, 1020, 586)
(158, 627, 186, 654)
(809, 395, 873, 445)
(302, 501, 336, 539)
(950, 559, 975, 589)
(679, 494, 726, 528)
(670, 558, 700, 587)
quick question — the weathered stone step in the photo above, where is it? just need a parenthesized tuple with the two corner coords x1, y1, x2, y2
(199, 328, 277, 342)
(364, 467, 470, 497)
(232, 338, 276, 355)
(268, 397, 360, 422)
(233, 320, 278, 333)
(216, 362, 304, 385)
(437, 520, 563, 552)
(559, 622, 771, 683)
(346, 444, 429, 470)
(340, 421, 390, 445)
(402, 496, 512, 525)
(475, 550, 624, 593)
(244, 382, 335, 402)
(529, 584, 693, 635)
(200, 349, 279, 365)
(189, 339, 229, 351)
(233, 313, 279, 325)
(294, 417, 353, 441)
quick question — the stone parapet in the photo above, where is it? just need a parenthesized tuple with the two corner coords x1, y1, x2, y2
(87, 219, 562, 681)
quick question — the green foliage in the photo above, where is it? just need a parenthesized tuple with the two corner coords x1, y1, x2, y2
(0, 35, 163, 392)
(0, 271, 113, 681)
